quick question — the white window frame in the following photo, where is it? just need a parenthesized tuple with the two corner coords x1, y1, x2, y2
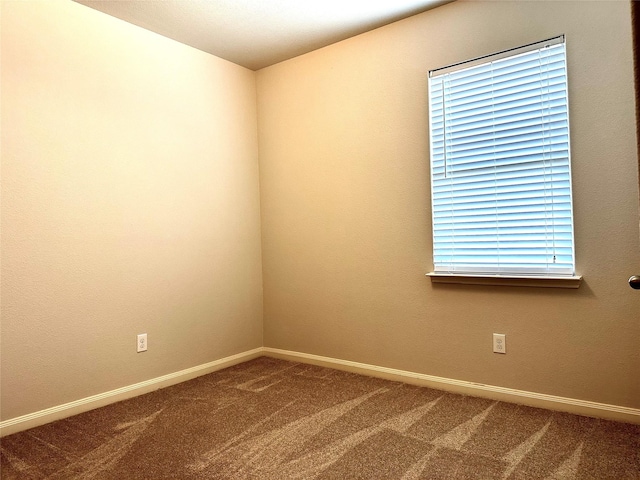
(426, 36, 582, 288)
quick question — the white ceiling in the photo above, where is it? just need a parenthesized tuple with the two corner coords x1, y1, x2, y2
(74, 0, 452, 70)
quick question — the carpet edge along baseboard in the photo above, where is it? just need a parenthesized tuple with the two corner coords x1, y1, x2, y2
(2, 347, 638, 437)
(0, 348, 264, 437)
(263, 348, 640, 426)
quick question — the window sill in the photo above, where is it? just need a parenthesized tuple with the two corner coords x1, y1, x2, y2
(426, 273, 583, 289)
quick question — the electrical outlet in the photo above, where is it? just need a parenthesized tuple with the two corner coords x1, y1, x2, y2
(137, 333, 147, 353)
(493, 333, 506, 354)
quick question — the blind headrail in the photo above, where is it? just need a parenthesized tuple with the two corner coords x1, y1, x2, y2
(429, 35, 565, 78)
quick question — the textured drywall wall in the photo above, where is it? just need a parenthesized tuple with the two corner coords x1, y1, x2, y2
(257, 0, 640, 408)
(1, 0, 262, 420)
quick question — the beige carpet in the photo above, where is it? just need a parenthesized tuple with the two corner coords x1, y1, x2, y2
(1, 357, 638, 479)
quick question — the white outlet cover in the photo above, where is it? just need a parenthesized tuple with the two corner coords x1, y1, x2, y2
(493, 333, 506, 354)
(137, 333, 148, 353)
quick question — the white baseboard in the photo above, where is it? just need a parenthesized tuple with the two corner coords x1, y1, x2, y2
(0, 348, 263, 437)
(3, 346, 638, 437)
(263, 347, 640, 425)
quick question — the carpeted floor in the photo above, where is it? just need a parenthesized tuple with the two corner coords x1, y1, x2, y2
(1, 357, 639, 479)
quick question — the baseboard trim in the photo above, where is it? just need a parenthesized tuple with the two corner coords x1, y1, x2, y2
(4, 346, 638, 437)
(0, 347, 263, 437)
(263, 347, 640, 425)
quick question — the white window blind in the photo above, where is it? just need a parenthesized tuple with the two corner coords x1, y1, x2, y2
(428, 36, 575, 276)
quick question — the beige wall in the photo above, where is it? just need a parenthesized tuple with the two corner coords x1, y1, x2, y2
(2, 0, 639, 425)
(258, 0, 640, 409)
(1, 0, 263, 420)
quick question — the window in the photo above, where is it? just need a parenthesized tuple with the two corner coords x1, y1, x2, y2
(428, 36, 577, 281)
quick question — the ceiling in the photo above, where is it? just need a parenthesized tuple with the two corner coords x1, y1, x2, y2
(74, 0, 452, 70)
